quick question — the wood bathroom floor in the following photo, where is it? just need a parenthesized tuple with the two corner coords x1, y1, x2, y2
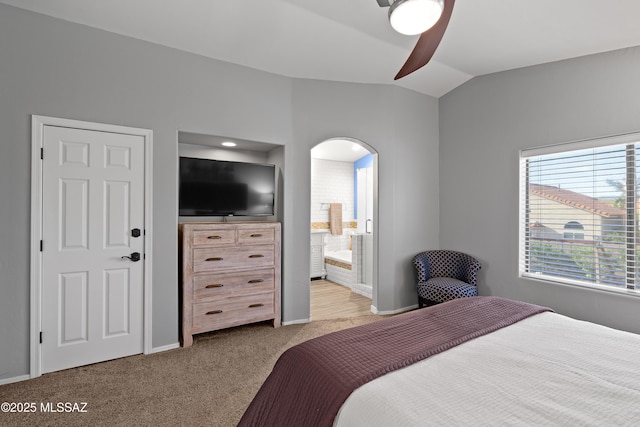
(310, 279, 373, 321)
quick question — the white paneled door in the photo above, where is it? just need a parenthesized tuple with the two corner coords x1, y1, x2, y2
(41, 125, 144, 374)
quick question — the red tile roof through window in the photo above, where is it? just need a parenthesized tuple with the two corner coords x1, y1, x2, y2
(529, 184, 626, 218)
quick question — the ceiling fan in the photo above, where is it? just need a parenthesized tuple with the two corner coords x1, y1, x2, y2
(377, 0, 455, 80)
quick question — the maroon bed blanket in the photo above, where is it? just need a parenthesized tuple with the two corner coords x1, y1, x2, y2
(239, 296, 551, 427)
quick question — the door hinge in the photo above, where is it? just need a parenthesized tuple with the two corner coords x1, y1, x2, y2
(40, 240, 43, 251)
(39, 332, 43, 344)
(40, 147, 43, 159)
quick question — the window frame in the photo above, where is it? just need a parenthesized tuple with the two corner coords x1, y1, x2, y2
(519, 132, 640, 297)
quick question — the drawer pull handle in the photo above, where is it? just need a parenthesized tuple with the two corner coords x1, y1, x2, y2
(249, 303, 264, 308)
(205, 284, 224, 289)
(207, 235, 222, 240)
(250, 233, 263, 238)
(249, 254, 264, 258)
(206, 310, 223, 315)
(248, 279, 264, 284)
(206, 257, 223, 261)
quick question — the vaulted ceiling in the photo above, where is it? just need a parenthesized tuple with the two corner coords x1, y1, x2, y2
(3, 0, 640, 97)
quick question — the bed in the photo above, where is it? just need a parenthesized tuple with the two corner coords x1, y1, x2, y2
(239, 296, 640, 426)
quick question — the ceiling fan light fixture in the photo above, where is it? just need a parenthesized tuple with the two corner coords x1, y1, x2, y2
(389, 0, 444, 36)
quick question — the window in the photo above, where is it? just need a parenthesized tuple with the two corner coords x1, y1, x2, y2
(563, 221, 584, 240)
(519, 133, 640, 292)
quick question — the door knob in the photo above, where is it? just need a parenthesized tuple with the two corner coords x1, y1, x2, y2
(121, 252, 141, 262)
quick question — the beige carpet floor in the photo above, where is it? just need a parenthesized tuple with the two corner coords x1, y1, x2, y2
(0, 315, 382, 427)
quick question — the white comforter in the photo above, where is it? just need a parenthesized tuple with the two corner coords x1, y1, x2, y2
(335, 312, 640, 426)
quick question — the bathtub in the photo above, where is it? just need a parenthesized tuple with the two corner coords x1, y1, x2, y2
(325, 249, 371, 299)
(324, 250, 353, 290)
(324, 249, 352, 268)
(325, 240, 372, 299)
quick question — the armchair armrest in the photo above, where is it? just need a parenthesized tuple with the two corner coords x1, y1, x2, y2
(462, 257, 482, 286)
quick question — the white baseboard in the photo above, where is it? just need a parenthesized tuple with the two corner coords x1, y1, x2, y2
(282, 318, 311, 326)
(0, 374, 30, 385)
(148, 342, 180, 354)
(0, 344, 179, 387)
(371, 304, 417, 315)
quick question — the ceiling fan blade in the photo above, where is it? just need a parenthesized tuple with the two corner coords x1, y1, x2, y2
(394, 0, 456, 80)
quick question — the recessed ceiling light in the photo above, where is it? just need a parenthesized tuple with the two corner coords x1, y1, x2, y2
(221, 141, 237, 147)
(352, 144, 362, 151)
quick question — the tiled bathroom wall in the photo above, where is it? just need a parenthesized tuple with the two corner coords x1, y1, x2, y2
(310, 158, 356, 251)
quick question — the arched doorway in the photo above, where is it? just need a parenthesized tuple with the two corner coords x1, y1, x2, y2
(309, 137, 378, 320)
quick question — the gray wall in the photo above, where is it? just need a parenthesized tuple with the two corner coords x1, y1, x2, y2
(0, 4, 439, 381)
(440, 47, 640, 334)
(288, 80, 439, 318)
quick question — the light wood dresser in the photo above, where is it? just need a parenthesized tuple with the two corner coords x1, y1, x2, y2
(179, 222, 281, 347)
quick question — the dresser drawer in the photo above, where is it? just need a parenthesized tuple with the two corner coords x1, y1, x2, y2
(193, 244, 275, 272)
(192, 229, 236, 247)
(193, 268, 274, 301)
(192, 293, 275, 333)
(238, 228, 275, 244)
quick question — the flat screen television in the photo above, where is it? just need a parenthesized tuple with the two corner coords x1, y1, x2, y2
(179, 157, 275, 216)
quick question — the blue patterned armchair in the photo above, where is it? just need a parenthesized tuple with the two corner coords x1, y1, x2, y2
(412, 250, 482, 308)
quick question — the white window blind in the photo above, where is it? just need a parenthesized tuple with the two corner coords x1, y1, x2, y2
(519, 134, 640, 292)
